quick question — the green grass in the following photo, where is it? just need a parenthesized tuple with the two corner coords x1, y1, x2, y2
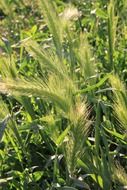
(0, 0, 127, 189)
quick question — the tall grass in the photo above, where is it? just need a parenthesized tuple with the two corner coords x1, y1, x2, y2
(0, 0, 127, 189)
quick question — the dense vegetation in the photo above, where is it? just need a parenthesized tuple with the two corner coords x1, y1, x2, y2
(0, 0, 127, 189)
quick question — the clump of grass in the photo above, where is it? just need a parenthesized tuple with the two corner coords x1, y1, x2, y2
(0, 1, 93, 183)
(0, 0, 127, 189)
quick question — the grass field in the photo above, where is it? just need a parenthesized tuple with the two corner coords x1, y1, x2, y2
(0, 0, 127, 189)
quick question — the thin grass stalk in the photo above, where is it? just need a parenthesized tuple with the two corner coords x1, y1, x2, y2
(108, 11, 114, 70)
(38, 0, 63, 60)
(107, 0, 117, 71)
(95, 102, 101, 163)
(65, 27, 75, 78)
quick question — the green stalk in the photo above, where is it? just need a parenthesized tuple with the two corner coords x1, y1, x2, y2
(95, 102, 101, 156)
(108, 15, 114, 70)
(107, 0, 117, 71)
